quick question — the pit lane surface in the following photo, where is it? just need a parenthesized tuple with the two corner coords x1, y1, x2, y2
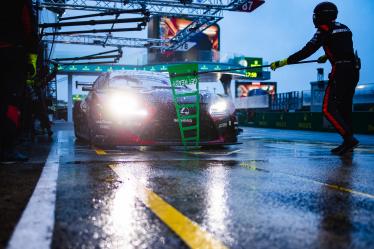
(1, 123, 374, 249)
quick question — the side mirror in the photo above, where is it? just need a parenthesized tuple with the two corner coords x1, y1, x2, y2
(76, 80, 94, 90)
(82, 86, 93, 92)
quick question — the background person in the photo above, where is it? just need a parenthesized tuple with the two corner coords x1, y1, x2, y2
(0, 1, 39, 162)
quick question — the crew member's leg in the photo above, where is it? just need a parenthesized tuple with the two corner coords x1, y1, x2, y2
(21, 86, 35, 141)
(335, 65, 360, 154)
(338, 84, 355, 138)
(338, 67, 359, 136)
(323, 64, 359, 154)
(0, 49, 15, 159)
(0, 48, 28, 162)
(0, 57, 7, 158)
(323, 83, 351, 138)
(35, 88, 52, 136)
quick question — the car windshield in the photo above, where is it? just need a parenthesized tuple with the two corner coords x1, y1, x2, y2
(109, 74, 187, 89)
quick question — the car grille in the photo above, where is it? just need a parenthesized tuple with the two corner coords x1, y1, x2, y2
(141, 102, 219, 142)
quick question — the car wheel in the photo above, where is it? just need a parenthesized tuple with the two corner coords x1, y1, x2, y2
(88, 126, 94, 145)
(87, 125, 101, 147)
(74, 119, 89, 143)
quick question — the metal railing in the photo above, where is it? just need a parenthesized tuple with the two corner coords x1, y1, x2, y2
(235, 95, 269, 109)
(234, 84, 374, 112)
(270, 91, 303, 112)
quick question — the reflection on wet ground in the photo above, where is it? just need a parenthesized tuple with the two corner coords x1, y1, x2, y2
(3, 125, 374, 249)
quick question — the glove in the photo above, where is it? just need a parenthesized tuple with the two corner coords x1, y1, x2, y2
(27, 53, 38, 78)
(318, 55, 328, 64)
(270, 58, 288, 71)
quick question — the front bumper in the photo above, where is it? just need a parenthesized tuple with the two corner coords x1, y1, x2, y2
(90, 115, 239, 146)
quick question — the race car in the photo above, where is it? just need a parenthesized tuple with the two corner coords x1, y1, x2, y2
(73, 70, 239, 146)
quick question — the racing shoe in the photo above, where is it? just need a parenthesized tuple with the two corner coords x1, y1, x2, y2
(331, 143, 345, 153)
(0, 150, 29, 164)
(335, 137, 359, 155)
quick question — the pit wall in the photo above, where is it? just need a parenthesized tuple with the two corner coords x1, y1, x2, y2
(236, 110, 374, 134)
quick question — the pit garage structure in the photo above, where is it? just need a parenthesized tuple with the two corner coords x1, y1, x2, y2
(36, 0, 268, 122)
(2, 2, 374, 248)
(58, 62, 270, 122)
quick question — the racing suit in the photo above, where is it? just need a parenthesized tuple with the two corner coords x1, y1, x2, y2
(287, 22, 360, 140)
(0, 1, 39, 156)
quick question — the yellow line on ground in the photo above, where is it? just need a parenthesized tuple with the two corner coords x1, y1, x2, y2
(95, 148, 107, 155)
(239, 163, 374, 199)
(283, 173, 374, 200)
(109, 164, 228, 249)
(321, 182, 374, 199)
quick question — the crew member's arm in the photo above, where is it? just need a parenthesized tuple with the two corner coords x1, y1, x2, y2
(22, 0, 39, 78)
(271, 29, 328, 70)
(287, 29, 327, 64)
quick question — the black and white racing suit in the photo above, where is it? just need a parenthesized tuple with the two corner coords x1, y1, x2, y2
(287, 22, 360, 140)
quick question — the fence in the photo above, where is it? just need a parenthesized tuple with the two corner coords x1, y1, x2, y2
(235, 95, 269, 109)
(235, 84, 374, 112)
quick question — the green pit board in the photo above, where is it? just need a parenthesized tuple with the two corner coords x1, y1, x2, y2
(168, 64, 200, 148)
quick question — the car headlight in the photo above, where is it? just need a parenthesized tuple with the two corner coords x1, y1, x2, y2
(209, 100, 228, 116)
(107, 93, 148, 118)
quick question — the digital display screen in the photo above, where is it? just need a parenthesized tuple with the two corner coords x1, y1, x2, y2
(236, 82, 277, 97)
(160, 17, 220, 51)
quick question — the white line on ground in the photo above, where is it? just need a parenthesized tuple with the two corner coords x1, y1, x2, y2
(7, 134, 61, 249)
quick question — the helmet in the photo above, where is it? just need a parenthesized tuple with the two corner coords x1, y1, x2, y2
(313, 2, 338, 27)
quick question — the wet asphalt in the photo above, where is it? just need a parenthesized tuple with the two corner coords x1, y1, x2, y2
(1, 122, 374, 249)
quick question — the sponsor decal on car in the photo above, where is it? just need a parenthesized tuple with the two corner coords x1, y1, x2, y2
(96, 120, 112, 124)
(180, 107, 190, 116)
(174, 118, 193, 123)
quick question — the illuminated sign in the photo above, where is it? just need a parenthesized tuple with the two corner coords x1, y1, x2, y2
(147, 17, 220, 63)
(57, 63, 271, 80)
(72, 94, 87, 101)
(245, 57, 263, 71)
(160, 17, 220, 52)
(235, 81, 277, 97)
(245, 72, 258, 78)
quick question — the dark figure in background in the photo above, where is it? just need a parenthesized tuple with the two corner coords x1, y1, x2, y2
(23, 62, 57, 140)
(22, 85, 52, 141)
(270, 2, 360, 155)
(0, 1, 39, 162)
(31, 86, 53, 137)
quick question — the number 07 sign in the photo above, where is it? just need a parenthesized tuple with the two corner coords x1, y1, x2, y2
(235, 0, 265, 13)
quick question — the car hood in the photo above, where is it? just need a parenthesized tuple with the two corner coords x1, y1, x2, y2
(94, 88, 221, 104)
(141, 88, 212, 104)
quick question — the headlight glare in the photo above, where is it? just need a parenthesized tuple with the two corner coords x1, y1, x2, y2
(209, 100, 228, 116)
(107, 93, 148, 118)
